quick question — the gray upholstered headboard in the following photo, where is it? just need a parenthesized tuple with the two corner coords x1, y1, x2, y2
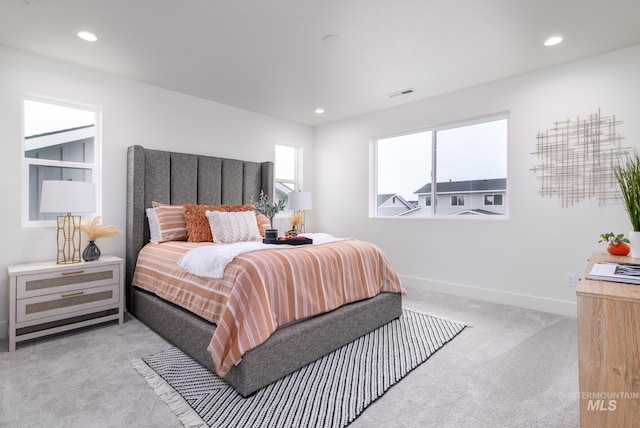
(125, 145, 274, 311)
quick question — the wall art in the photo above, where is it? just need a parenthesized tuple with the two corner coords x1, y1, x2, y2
(531, 109, 628, 207)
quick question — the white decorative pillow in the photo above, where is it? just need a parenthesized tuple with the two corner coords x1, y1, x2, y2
(206, 210, 262, 244)
(146, 207, 161, 243)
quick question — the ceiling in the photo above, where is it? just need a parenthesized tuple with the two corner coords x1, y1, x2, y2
(1, 0, 640, 126)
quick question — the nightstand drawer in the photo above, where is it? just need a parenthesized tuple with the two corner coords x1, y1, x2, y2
(16, 283, 120, 323)
(16, 264, 120, 299)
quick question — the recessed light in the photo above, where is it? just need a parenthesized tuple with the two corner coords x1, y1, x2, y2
(315, 108, 325, 114)
(544, 35, 563, 47)
(77, 31, 98, 42)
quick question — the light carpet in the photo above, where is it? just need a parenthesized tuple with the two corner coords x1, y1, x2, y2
(132, 309, 465, 428)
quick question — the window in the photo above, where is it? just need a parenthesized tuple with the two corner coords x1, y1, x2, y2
(484, 194, 503, 206)
(275, 143, 301, 205)
(451, 195, 465, 206)
(374, 115, 507, 217)
(22, 97, 101, 226)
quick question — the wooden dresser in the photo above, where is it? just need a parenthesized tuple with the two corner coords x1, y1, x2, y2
(577, 251, 640, 427)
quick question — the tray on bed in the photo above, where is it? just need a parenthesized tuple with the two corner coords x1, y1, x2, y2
(263, 237, 313, 245)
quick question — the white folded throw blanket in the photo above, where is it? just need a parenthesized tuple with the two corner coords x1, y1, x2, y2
(178, 233, 344, 279)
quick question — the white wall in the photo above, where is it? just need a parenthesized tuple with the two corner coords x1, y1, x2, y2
(314, 44, 640, 317)
(0, 46, 314, 339)
(2, 43, 638, 341)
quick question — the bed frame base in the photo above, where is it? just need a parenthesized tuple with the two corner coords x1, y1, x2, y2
(133, 288, 402, 397)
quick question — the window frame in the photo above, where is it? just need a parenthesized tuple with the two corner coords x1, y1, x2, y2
(372, 112, 508, 219)
(21, 95, 102, 228)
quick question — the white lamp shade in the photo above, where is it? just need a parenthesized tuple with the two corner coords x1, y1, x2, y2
(40, 180, 96, 213)
(287, 191, 312, 211)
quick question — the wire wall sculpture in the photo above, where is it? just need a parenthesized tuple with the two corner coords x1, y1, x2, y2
(531, 109, 628, 207)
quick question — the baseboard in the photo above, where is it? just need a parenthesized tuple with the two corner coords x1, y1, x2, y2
(0, 320, 7, 340)
(400, 275, 578, 317)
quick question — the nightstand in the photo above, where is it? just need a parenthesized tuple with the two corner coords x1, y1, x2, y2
(7, 255, 124, 351)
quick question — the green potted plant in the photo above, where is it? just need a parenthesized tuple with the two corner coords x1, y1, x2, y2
(251, 190, 287, 241)
(614, 150, 640, 257)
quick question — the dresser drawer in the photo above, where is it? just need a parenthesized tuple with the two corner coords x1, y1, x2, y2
(16, 283, 120, 323)
(16, 264, 120, 299)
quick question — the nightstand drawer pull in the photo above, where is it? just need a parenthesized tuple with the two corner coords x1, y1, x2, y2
(61, 291, 85, 298)
(62, 270, 85, 276)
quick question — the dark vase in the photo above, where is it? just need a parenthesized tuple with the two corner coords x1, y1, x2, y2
(82, 241, 101, 262)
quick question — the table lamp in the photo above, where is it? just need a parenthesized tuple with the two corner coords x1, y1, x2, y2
(287, 191, 312, 233)
(40, 180, 96, 264)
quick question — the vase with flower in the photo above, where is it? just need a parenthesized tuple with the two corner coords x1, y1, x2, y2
(599, 232, 631, 256)
(81, 216, 119, 262)
(286, 211, 303, 237)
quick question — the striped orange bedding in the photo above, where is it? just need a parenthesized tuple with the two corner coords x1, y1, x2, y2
(132, 240, 405, 376)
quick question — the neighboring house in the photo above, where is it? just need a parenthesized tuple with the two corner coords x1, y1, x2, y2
(376, 194, 420, 217)
(275, 182, 292, 204)
(25, 124, 96, 221)
(400, 178, 507, 217)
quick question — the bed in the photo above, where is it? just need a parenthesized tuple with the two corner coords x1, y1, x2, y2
(126, 145, 404, 397)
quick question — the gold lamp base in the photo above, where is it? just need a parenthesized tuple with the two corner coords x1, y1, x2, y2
(56, 213, 82, 264)
(296, 209, 306, 233)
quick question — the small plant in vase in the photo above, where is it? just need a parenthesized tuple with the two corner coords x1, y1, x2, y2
(599, 232, 631, 256)
(286, 211, 303, 237)
(251, 191, 287, 240)
(81, 216, 119, 261)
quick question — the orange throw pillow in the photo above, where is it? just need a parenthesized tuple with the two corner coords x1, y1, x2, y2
(184, 204, 227, 242)
(183, 204, 255, 242)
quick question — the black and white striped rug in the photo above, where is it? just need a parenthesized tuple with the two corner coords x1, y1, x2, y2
(132, 309, 465, 428)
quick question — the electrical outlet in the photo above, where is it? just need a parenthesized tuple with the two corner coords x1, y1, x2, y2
(566, 273, 578, 287)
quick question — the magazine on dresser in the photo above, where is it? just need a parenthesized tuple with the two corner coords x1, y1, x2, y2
(586, 261, 640, 285)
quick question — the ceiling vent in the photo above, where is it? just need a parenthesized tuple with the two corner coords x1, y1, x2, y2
(388, 88, 416, 98)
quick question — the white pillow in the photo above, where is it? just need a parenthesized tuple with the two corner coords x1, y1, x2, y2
(146, 207, 161, 243)
(206, 210, 262, 244)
